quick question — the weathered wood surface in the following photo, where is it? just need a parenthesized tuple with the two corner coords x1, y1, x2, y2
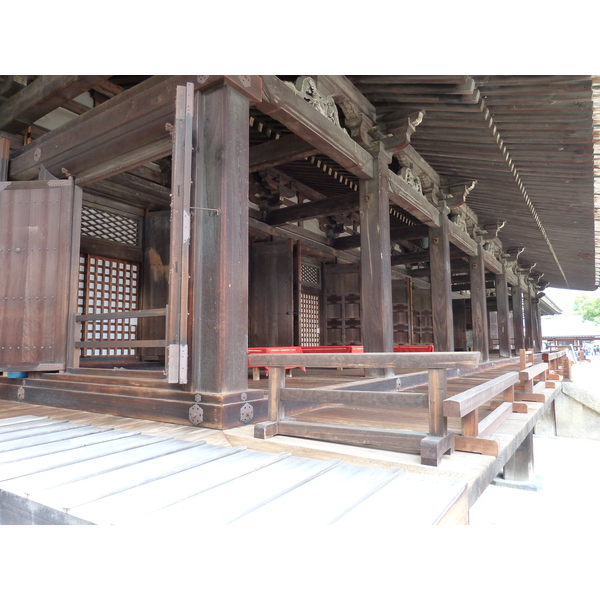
(470, 244, 490, 362)
(0, 180, 79, 371)
(429, 214, 454, 351)
(247, 351, 480, 369)
(280, 388, 429, 409)
(0, 75, 110, 134)
(0, 414, 468, 526)
(255, 76, 373, 179)
(359, 144, 394, 371)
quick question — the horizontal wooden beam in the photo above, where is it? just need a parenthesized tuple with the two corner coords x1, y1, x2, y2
(75, 308, 166, 322)
(0, 75, 110, 134)
(275, 420, 425, 453)
(249, 134, 318, 172)
(334, 224, 429, 251)
(280, 388, 428, 409)
(477, 401, 513, 437)
(74, 340, 166, 349)
(448, 221, 478, 255)
(388, 170, 440, 227)
(265, 192, 359, 226)
(255, 76, 373, 179)
(519, 362, 548, 381)
(75, 137, 172, 186)
(9, 76, 193, 181)
(248, 351, 480, 370)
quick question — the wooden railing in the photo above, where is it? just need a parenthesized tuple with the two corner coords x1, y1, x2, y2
(249, 350, 552, 466)
(542, 349, 570, 383)
(249, 351, 480, 467)
(71, 309, 167, 370)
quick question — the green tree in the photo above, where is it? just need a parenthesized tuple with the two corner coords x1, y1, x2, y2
(573, 294, 600, 325)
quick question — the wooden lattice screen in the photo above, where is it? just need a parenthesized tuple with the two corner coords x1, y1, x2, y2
(79, 255, 139, 356)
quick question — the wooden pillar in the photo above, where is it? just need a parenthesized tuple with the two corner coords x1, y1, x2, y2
(0, 136, 9, 180)
(532, 296, 542, 351)
(359, 142, 394, 376)
(504, 430, 534, 484)
(495, 264, 511, 358)
(512, 279, 524, 351)
(524, 283, 533, 350)
(188, 78, 261, 401)
(429, 209, 454, 351)
(469, 243, 489, 362)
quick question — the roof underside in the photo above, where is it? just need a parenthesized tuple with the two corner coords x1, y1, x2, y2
(350, 75, 599, 291)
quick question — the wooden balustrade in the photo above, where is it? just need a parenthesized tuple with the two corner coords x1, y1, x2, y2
(542, 349, 570, 384)
(250, 351, 479, 467)
(250, 349, 554, 466)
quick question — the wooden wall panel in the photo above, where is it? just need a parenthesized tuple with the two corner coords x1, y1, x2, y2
(249, 241, 294, 348)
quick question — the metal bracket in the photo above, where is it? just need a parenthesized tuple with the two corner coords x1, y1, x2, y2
(17, 386, 25, 400)
(189, 403, 204, 426)
(240, 403, 254, 423)
(396, 378, 402, 391)
(190, 207, 220, 216)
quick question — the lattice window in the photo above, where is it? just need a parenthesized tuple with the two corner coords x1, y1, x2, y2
(81, 255, 139, 356)
(81, 206, 139, 247)
(300, 292, 320, 346)
(301, 263, 321, 287)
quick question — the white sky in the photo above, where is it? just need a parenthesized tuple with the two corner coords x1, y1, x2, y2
(545, 287, 600, 314)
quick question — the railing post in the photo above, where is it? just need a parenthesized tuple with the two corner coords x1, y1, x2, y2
(428, 367, 448, 437)
(268, 366, 286, 422)
(421, 367, 454, 467)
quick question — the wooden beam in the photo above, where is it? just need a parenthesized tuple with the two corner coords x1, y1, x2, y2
(265, 192, 359, 226)
(334, 224, 429, 251)
(280, 388, 428, 409)
(255, 76, 373, 179)
(359, 144, 394, 376)
(249, 134, 318, 172)
(470, 243, 490, 362)
(75, 137, 173, 186)
(388, 170, 440, 227)
(0, 75, 110, 134)
(9, 76, 195, 181)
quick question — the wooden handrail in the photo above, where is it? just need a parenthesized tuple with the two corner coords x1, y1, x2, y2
(248, 351, 480, 370)
(519, 362, 548, 381)
(75, 308, 167, 322)
(443, 372, 519, 418)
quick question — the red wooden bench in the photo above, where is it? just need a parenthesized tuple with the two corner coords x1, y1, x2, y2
(248, 347, 305, 380)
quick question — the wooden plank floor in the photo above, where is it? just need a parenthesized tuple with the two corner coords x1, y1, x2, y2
(0, 356, 558, 520)
(0, 404, 469, 526)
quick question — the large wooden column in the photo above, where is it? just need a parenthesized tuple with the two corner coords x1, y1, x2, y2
(360, 143, 394, 376)
(188, 77, 264, 426)
(429, 209, 454, 351)
(495, 263, 511, 358)
(532, 296, 542, 351)
(469, 243, 489, 362)
(512, 280, 524, 351)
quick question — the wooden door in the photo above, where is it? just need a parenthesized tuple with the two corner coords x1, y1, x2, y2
(0, 180, 81, 371)
(249, 240, 294, 347)
(324, 264, 361, 346)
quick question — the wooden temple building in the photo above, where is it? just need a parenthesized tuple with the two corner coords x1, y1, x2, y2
(0, 75, 598, 524)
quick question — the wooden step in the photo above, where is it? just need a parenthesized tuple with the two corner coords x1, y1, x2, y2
(37, 372, 184, 390)
(68, 367, 166, 379)
(23, 378, 197, 403)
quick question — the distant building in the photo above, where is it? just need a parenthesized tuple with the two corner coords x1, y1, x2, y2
(541, 314, 600, 348)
